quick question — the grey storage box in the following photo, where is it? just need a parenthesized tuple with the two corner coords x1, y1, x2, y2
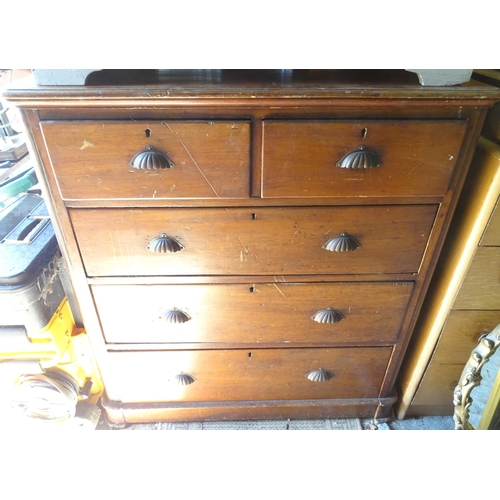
(0, 194, 66, 339)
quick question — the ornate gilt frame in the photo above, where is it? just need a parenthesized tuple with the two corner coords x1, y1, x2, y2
(453, 323, 500, 430)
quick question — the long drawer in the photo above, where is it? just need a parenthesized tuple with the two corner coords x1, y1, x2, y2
(262, 120, 467, 198)
(92, 281, 414, 344)
(40, 120, 251, 199)
(102, 347, 393, 403)
(70, 205, 438, 277)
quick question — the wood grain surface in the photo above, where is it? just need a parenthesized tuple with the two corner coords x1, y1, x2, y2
(92, 281, 413, 345)
(101, 347, 393, 403)
(7, 70, 498, 423)
(453, 247, 500, 310)
(481, 200, 500, 246)
(41, 120, 251, 199)
(70, 205, 438, 277)
(262, 120, 467, 198)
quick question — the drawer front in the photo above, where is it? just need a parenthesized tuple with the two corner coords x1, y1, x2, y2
(431, 310, 500, 365)
(411, 363, 463, 406)
(40, 120, 250, 199)
(93, 282, 414, 344)
(262, 120, 467, 198)
(71, 205, 437, 277)
(453, 247, 500, 310)
(102, 347, 392, 403)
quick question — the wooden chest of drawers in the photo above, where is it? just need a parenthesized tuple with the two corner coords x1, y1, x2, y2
(5, 70, 499, 425)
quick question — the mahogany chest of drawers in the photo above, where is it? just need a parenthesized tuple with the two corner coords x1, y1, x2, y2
(5, 70, 499, 425)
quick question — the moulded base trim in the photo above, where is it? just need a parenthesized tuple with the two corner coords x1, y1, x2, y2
(100, 391, 397, 426)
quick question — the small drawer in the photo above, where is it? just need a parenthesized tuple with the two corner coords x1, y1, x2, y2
(92, 281, 414, 344)
(101, 347, 393, 403)
(40, 120, 250, 199)
(70, 204, 437, 277)
(262, 120, 467, 198)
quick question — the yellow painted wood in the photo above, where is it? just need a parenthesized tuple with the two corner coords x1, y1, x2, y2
(453, 247, 500, 310)
(396, 137, 500, 419)
(404, 310, 500, 412)
(431, 310, 500, 364)
(411, 363, 465, 406)
(480, 200, 500, 245)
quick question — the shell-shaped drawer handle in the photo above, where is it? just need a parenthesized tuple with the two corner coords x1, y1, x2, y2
(322, 232, 360, 252)
(171, 373, 196, 386)
(305, 368, 333, 382)
(147, 233, 184, 253)
(162, 308, 191, 324)
(336, 145, 381, 170)
(130, 145, 175, 170)
(311, 307, 345, 324)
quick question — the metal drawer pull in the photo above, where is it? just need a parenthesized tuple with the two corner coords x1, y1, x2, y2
(305, 368, 333, 382)
(147, 233, 184, 253)
(162, 308, 191, 324)
(336, 145, 381, 170)
(311, 307, 345, 324)
(129, 145, 175, 170)
(322, 232, 360, 252)
(171, 373, 196, 386)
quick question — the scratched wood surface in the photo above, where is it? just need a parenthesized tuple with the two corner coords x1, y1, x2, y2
(100, 347, 393, 403)
(92, 281, 413, 345)
(7, 71, 499, 425)
(6, 69, 500, 105)
(262, 120, 467, 198)
(40, 120, 251, 199)
(69, 205, 437, 277)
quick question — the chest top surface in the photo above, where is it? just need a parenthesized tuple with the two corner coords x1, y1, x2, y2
(3, 69, 500, 108)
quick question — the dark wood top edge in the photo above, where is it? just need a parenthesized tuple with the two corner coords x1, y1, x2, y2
(5, 87, 500, 99)
(5, 95, 499, 109)
(3, 72, 500, 107)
